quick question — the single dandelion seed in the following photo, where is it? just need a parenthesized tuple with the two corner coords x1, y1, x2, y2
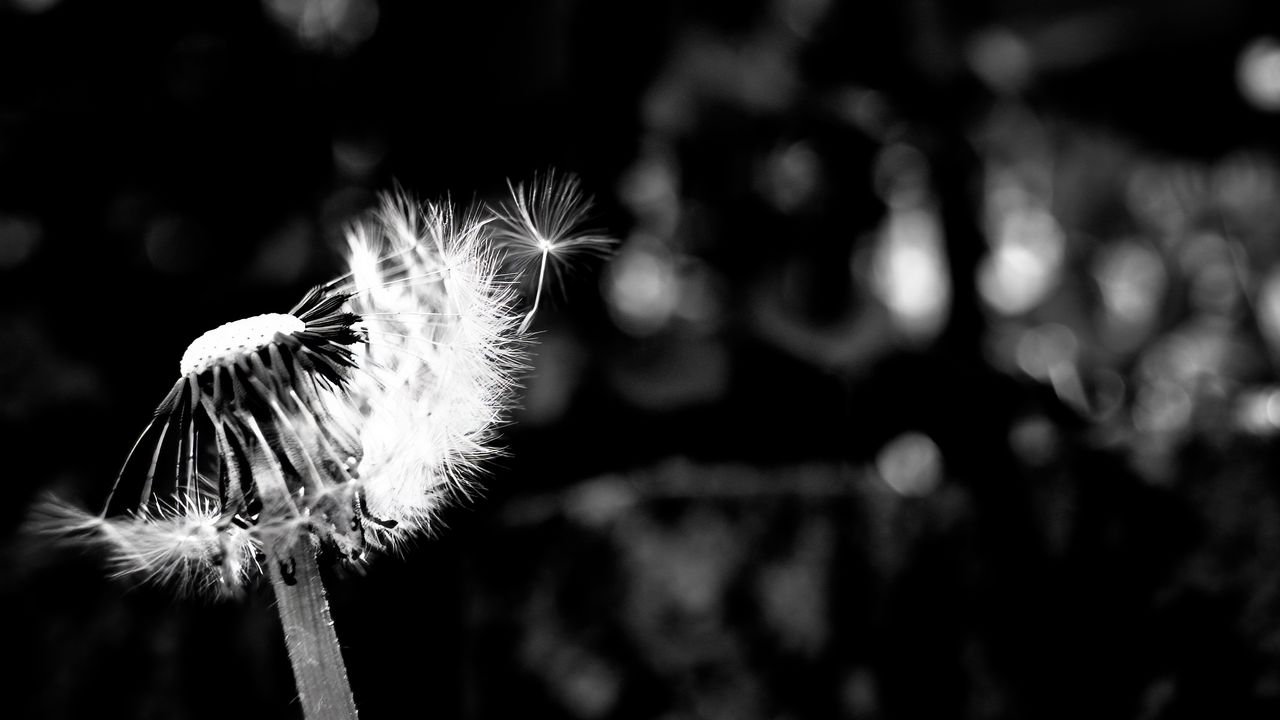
(491, 170, 616, 332)
(37, 174, 609, 720)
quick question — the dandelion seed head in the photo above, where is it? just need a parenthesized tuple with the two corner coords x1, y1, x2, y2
(41, 174, 611, 597)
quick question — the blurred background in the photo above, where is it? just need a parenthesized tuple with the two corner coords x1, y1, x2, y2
(6, 0, 1280, 718)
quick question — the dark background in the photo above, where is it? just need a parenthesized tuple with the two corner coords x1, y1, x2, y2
(6, 0, 1280, 718)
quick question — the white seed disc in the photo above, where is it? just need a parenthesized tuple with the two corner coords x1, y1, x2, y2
(180, 313, 305, 376)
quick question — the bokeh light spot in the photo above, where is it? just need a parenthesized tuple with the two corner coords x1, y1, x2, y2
(0, 215, 42, 269)
(1009, 414, 1059, 467)
(978, 202, 1065, 316)
(966, 27, 1033, 94)
(11, 0, 59, 13)
(758, 141, 821, 213)
(1015, 323, 1078, 382)
(871, 205, 950, 341)
(1238, 37, 1280, 112)
(332, 137, 386, 179)
(1133, 381, 1192, 435)
(604, 237, 680, 336)
(1255, 266, 1280, 355)
(144, 215, 208, 275)
(875, 432, 943, 498)
(1235, 387, 1280, 435)
(263, 0, 379, 54)
(249, 218, 313, 285)
(1094, 239, 1165, 326)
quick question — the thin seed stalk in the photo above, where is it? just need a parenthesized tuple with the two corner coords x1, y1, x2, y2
(266, 535, 359, 720)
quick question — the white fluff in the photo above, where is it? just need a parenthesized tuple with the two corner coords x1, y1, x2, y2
(342, 197, 524, 552)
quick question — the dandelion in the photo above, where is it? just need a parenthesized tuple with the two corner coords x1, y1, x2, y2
(39, 175, 611, 720)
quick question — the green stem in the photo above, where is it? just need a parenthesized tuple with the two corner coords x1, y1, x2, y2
(266, 536, 359, 720)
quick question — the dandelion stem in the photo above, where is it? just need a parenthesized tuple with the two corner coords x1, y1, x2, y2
(267, 535, 359, 720)
(245, 413, 358, 719)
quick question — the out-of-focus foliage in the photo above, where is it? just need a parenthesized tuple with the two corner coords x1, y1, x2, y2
(493, 1, 1280, 718)
(471, 458, 976, 720)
